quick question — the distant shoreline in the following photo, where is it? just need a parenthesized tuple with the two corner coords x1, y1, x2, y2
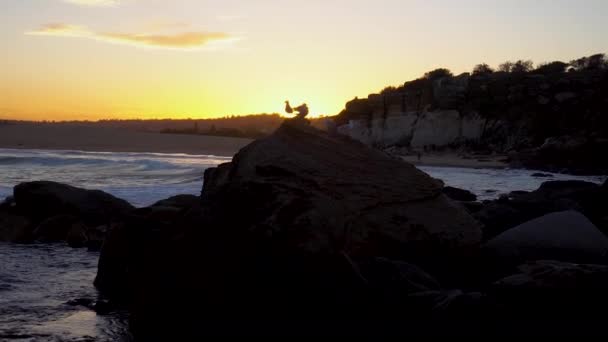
(0, 123, 251, 157)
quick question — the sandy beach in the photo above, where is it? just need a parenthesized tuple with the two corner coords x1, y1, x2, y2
(400, 152, 509, 169)
(0, 123, 252, 156)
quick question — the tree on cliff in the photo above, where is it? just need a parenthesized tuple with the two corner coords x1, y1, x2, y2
(424, 68, 453, 80)
(512, 60, 534, 73)
(535, 61, 568, 74)
(472, 63, 494, 75)
(498, 61, 514, 73)
(498, 60, 533, 73)
(570, 53, 608, 71)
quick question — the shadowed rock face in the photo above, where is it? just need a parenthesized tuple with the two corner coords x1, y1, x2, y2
(202, 120, 482, 259)
(13, 181, 134, 226)
(93, 121, 483, 338)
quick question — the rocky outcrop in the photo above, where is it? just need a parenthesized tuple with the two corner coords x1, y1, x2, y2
(489, 260, 608, 335)
(483, 211, 608, 264)
(95, 121, 485, 338)
(474, 180, 608, 239)
(335, 61, 608, 174)
(14, 181, 134, 225)
(0, 212, 32, 243)
(337, 110, 486, 148)
(1, 181, 135, 246)
(443, 186, 477, 202)
(92, 122, 608, 338)
(201, 120, 482, 258)
(151, 194, 199, 209)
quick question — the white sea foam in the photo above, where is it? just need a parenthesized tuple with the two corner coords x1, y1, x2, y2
(0, 148, 605, 207)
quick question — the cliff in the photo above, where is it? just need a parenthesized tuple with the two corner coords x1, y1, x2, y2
(336, 55, 608, 173)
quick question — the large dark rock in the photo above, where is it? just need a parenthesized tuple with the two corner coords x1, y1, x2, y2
(489, 260, 608, 336)
(0, 196, 15, 211)
(475, 180, 608, 239)
(483, 211, 608, 264)
(13, 181, 134, 225)
(202, 121, 482, 259)
(32, 214, 80, 242)
(443, 186, 477, 202)
(151, 194, 199, 210)
(96, 121, 483, 338)
(0, 212, 32, 243)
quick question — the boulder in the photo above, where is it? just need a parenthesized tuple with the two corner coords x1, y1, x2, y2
(151, 194, 199, 210)
(201, 120, 482, 259)
(0, 196, 15, 211)
(359, 257, 441, 295)
(86, 224, 108, 251)
(443, 186, 477, 202)
(474, 180, 608, 239)
(483, 211, 608, 264)
(494, 260, 608, 290)
(66, 222, 89, 248)
(490, 260, 608, 336)
(32, 215, 80, 242)
(96, 121, 483, 338)
(0, 212, 32, 243)
(13, 181, 134, 225)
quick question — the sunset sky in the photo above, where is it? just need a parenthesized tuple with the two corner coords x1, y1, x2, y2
(1, 0, 607, 121)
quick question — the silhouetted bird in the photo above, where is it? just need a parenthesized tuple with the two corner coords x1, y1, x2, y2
(285, 100, 294, 114)
(285, 100, 309, 119)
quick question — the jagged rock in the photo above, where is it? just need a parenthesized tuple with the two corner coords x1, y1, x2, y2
(474, 180, 608, 239)
(202, 121, 482, 259)
(66, 222, 89, 248)
(96, 121, 483, 338)
(483, 211, 608, 264)
(0, 212, 32, 243)
(494, 260, 608, 290)
(86, 224, 108, 251)
(443, 186, 477, 202)
(359, 257, 440, 295)
(0, 196, 15, 211)
(191, 121, 481, 327)
(32, 215, 80, 242)
(490, 260, 608, 336)
(13, 181, 134, 225)
(151, 194, 199, 209)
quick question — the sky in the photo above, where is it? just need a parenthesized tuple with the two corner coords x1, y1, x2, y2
(1, 0, 607, 121)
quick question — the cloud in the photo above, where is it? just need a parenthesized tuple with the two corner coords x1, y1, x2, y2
(62, 0, 122, 6)
(27, 23, 236, 50)
(27, 23, 90, 37)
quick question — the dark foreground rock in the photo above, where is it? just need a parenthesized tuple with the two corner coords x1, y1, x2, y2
(489, 260, 608, 335)
(474, 180, 608, 240)
(14, 181, 134, 225)
(483, 211, 608, 264)
(0, 212, 32, 243)
(92, 122, 608, 338)
(96, 121, 485, 338)
(201, 120, 482, 258)
(1, 181, 136, 246)
(443, 186, 477, 202)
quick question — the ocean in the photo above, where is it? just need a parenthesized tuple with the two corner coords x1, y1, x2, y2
(0, 149, 231, 207)
(0, 148, 606, 340)
(0, 148, 605, 206)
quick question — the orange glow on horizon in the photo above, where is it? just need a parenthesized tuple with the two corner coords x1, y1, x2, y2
(2, 0, 607, 121)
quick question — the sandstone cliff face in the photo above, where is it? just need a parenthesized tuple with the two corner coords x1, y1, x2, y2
(335, 67, 608, 167)
(337, 110, 486, 148)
